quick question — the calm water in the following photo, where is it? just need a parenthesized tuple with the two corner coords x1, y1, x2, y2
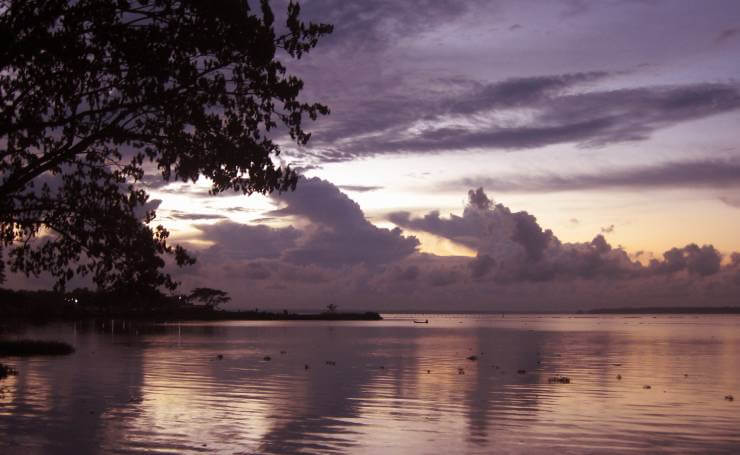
(0, 315, 738, 454)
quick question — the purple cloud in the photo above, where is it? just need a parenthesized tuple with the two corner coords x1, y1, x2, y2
(162, 184, 740, 311)
(390, 187, 736, 284)
(715, 27, 740, 44)
(456, 158, 740, 193)
(303, 76, 740, 163)
(271, 177, 420, 267)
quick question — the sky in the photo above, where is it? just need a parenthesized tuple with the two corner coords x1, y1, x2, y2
(19, 0, 740, 311)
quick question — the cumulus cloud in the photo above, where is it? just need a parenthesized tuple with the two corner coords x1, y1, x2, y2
(395, 265, 420, 281)
(163, 183, 740, 312)
(195, 222, 302, 261)
(271, 177, 420, 267)
(648, 244, 722, 277)
(388, 210, 481, 249)
(243, 262, 272, 280)
(278, 263, 331, 284)
(469, 254, 496, 279)
(427, 267, 460, 287)
(467, 187, 493, 210)
(180, 178, 419, 300)
(390, 187, 736, 284)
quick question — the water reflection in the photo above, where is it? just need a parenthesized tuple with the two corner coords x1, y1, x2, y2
(0, 316, 739, 453)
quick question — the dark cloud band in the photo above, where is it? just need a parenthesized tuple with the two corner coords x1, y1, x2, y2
(455, 158, 740, 193)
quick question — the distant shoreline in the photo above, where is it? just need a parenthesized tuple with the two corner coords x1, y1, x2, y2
(165, 310, 385, 321)
(384, 307, 740, 315)
(0, 308, 384, 323)
(0, 288, 383, 323)
(585, 306, 740, 314)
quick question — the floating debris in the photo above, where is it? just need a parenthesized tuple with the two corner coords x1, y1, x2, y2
(643, 385, 652, 389)
(325, 360, 336, 366)
(458, 368, 465, 375)
(427, 370, 431, 374)
(725, 395, 734, 401)
(216, 354, 223, 360)
(612, 363, 622, 367)
(379, 366, 385, 369)
(617, 374, 622, 380)
(466, 355, 478, 361)
(280, 350, 287, 355)
(517, 369, 527, 375)
(548, 376, 571, 384)
(263, 356, 272, 361)
(304, 364, 310, 370)
(684, 374, 689, 378)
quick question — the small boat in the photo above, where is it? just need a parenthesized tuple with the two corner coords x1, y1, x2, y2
(413, 319, 429, 324)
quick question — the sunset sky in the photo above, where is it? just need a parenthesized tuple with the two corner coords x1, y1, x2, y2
(20, 0, 740, 311)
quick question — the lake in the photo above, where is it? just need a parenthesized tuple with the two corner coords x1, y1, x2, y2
(1, 315, 738, 454)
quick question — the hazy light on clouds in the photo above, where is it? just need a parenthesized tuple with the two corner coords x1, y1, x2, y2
(139, 0, 740, 310)
(305, 80, 740, 162)
(454, 158, 740, 193)
(165, 183, 740, 311)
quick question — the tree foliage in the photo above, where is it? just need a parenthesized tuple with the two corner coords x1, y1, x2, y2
(0, 0, 332, 292)
(188, 287, 230, 309)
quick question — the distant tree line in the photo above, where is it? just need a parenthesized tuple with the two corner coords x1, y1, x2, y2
(0, 286, 231, 320)
(0, 287, 383, 321)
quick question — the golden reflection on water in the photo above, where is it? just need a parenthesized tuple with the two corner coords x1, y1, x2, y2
(0, 316, 739, 454)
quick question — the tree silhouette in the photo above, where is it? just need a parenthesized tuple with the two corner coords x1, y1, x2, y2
(188, 287, 231, 310)
(0, 0, 332, 293)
